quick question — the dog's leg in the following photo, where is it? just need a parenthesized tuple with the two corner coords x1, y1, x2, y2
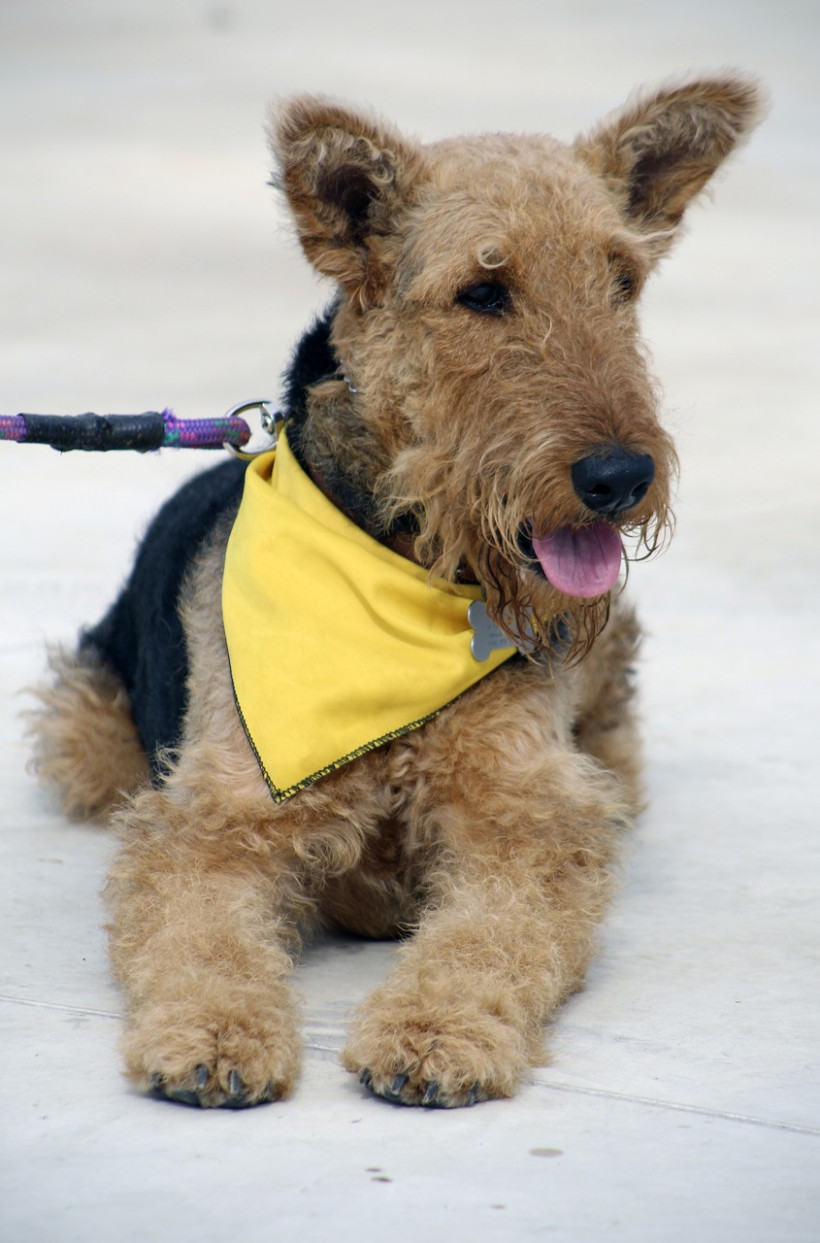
(99, 532, 322, 1108)
(343, 667, 630, 1107)
(106, 781, 309, 1108)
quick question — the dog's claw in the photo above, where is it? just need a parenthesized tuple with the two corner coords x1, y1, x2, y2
(195, 1065, 209, 1090)
(389, 1074, 409, 1099)
(228, 1070, 243, 1097)
(421, 1081, 441, 1107)
(358, 1067, 410, 1104)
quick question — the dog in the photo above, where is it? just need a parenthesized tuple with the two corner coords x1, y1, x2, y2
(29, 75, 763, 1108)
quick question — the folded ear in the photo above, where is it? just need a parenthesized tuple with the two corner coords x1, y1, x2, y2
(269, 96, 423, 306)
(575, 74, 766, 255)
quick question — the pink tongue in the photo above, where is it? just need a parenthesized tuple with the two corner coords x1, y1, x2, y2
(531, 524, 622, 598)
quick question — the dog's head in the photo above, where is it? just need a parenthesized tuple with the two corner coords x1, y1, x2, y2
(269, 78, 764, 657)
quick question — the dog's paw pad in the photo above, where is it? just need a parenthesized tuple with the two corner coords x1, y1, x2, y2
(356, 1066, 484, 1109)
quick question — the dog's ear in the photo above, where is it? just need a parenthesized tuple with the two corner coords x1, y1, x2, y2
(269, 96, 423, 306)
(575, 74, 766, 256)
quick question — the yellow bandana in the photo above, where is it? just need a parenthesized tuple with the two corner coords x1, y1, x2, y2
(222, 432, 517, 802)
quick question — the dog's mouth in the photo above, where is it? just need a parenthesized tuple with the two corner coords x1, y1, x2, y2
(518, 522, 623, 598)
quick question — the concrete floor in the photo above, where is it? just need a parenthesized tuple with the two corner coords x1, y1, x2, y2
(1, 2, 818, 1239)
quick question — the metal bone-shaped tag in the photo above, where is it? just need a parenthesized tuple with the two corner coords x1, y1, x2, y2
(469, 600, 538, 661)
(469, 600, 514, 661)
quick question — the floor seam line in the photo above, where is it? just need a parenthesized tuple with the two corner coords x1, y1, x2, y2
(0, 993, 120, 1020)
(537, 1078, 820, 1137)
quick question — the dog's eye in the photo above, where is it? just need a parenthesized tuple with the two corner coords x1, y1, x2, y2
(456, 282, 511, 316)
(613, 271, 637, 303)
(609, 257, 640, 306)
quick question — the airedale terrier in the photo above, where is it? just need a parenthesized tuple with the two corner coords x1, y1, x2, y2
(29, 75, 763, 1108)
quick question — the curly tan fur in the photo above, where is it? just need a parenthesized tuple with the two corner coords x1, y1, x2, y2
(29, 75, 763, 1109)
(27, 647, 149, 822)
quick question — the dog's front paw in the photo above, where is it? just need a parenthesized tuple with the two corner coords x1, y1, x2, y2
(342, 999, 528, 1108)
(123, 997, 301, 1108)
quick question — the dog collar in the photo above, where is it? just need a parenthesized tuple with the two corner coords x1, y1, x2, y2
(221, 432, 518, 802)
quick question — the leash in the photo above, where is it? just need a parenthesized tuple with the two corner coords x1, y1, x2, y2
(0, 400, 280, 456)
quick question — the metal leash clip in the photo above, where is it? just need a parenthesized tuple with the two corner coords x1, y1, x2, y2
(221, 400, 283, 459)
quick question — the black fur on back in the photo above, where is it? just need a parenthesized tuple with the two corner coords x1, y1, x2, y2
(84, 307, 341, 771)
(82, 458, 247, 770)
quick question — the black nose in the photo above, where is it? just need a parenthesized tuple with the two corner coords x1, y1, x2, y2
(571, 448, 655, 516)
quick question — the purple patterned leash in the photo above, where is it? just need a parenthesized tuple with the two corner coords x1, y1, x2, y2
(0, 401, 279, 453)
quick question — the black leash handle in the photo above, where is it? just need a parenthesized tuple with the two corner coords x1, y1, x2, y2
(17, 412, 167, 452)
